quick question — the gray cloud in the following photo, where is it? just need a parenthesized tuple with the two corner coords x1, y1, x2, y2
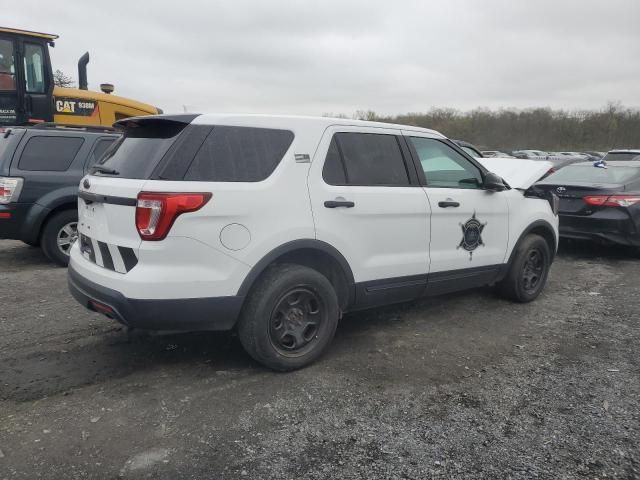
(3, 0, 639, 115)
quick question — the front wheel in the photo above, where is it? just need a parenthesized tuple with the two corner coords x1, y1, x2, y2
(498, 233, 551, 303)
(237, 264, 340, 371)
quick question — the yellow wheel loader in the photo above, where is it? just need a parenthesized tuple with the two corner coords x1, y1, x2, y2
(0, 27, 161, 127)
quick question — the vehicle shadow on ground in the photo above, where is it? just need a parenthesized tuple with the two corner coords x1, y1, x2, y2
(0, 240, 53, 271)
(1, 327, 257, 402)
(3, 289, 500, 403)
(557, 238, 639, 261)
(4, 239, 634, 403)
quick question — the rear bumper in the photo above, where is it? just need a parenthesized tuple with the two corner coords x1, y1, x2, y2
(559, 211, 640, 247)
(68, 265, 244, 331)
(0, 203, 34, 241)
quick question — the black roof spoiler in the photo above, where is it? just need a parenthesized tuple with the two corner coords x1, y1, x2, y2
(114, 114, 201, 130)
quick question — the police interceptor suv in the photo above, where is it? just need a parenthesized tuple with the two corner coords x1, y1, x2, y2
(68, 114, 558, 371)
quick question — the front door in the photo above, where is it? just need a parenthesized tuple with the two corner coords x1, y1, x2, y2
(21, 40, 54, 123)
(404, 133, 509, 277)
(308, 126, 431, 306)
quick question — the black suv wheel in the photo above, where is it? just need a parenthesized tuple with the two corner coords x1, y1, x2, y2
(41, 210, 78, 267)
(498, 233, 551, 303)
(237, 264, 339, 371)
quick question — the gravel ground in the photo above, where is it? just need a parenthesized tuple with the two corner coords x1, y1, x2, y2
(0, 239, 639, 479)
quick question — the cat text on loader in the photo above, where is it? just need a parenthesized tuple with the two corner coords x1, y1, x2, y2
(0, 27, 161, 127)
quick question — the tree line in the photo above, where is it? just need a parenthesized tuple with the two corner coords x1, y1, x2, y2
(340, 103, 639, 151)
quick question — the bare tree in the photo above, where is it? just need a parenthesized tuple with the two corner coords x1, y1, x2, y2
(53, 69, 75, 88)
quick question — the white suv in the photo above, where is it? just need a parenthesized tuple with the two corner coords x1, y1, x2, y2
(68, 114, 558, 370)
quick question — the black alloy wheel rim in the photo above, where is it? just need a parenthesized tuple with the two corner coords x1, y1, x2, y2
(522, 247, 545, 293)
(269, 287, 325, 356)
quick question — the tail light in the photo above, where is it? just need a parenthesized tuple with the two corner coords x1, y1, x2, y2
(0, 177, 24, 204)
(135, 192, 211, 241)
(584, 195, 640, 208)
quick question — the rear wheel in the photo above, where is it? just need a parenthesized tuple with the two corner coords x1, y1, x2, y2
(498, 233, 551, 302)
(41, 210, 78, 267)
(237, 264, 339, 371)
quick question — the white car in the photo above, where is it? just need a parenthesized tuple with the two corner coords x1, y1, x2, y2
(481, 150, 514, 159)
(68, 114, 559, 370)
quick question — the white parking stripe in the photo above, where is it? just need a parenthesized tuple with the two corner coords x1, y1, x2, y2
(107, 243, 127, 273)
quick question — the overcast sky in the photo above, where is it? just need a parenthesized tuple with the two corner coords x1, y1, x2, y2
(4, 0, 639, 115)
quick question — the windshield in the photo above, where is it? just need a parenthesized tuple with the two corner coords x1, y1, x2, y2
(603, 152, 640, 161)
(542, 165, 640, 185)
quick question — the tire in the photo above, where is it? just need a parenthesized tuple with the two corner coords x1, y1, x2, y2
(41, 210, 78, 267)
(498, 233, 551, 303)
(237, 264, 340, 371)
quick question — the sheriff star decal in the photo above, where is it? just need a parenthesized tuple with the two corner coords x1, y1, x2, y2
(458, 212, 486, 260)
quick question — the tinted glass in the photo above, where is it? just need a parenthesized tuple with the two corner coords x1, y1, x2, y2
(333, 133, 409, 186)
(322, 136, 346, 185)
(410, 137, 482, 188)
(97, 121, 186, 178)
(88, 138, 117, 166)
(542, 165, 640, 184)
(461, 145, 482, 157)
(24, 43, 45, 94)
(184, 126, 293, 182)
(0, 39, 16, 91)
(18, 136, 84, 171)
(602, 152, 640, 161)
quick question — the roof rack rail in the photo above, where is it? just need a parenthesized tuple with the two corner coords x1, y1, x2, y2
(30, 123, 118, 133)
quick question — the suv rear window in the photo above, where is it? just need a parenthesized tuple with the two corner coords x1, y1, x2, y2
(602, 152, 640, 161)
(18, 136, 84, 171)
(543, 164, 640, 184)
(96, 122, 185, 178)
(88, 138, 117, 167)
(184, 126, 293, 182)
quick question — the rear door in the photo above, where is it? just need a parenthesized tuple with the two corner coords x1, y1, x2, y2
(404, 133, 509, 276)
(308, 126, 431, 305)
(9, 132, 88, 204)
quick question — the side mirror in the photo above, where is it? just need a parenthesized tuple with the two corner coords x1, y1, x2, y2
(483, 172, 507, 192)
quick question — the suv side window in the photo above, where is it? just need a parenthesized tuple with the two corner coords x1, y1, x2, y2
(409, 137, 483, 189)
(322, 137, 346, 185)
(184, 126, 294, 182)
(323, 133, 410, 186)
(18, 136, 84, 171)
(88, 138, 117, 167)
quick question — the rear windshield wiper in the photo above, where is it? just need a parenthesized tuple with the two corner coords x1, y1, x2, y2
(91, 165, 120, 175)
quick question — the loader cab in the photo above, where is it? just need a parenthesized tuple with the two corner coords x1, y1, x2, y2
(0, 27, 56, 126)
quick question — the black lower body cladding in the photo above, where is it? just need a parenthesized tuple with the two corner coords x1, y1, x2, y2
(0, 202, 38, 241)
(67, 265, 243, 332)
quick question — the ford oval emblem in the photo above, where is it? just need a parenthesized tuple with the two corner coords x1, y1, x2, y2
(556, 186, 566, 193)
(83, 178, 90, 189)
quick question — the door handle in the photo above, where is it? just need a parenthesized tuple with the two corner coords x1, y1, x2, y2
(438, 200, 460, 208)
(324, 200, 355, 208)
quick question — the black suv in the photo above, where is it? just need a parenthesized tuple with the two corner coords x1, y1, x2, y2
(0, 124, 119, 265)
